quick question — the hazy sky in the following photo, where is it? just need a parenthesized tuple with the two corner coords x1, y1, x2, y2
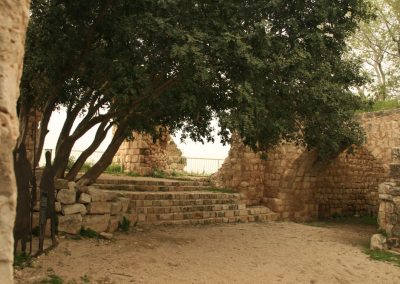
(43, 109, 230, 160)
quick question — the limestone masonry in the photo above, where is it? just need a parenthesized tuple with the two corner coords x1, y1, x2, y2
(213, 109, 400, 221)
(114, 131, 185, 175)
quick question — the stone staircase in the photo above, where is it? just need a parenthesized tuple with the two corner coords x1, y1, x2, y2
(94, 177, 278, 225)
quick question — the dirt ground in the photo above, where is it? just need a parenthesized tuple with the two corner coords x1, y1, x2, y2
(15, 222, 400, 284)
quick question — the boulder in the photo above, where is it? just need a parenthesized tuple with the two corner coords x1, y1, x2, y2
(88, 187, 116, 202)
(83, 214, 110, 233)
(87, 202, 111, 214)
(370, 234, 387, 250)
(78, 193, 91, 204)
(57, 189, 76, 204)
(58, 214, 83, 234)
(62, 204, 87, 216)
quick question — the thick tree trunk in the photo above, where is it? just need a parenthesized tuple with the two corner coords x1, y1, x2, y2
(77, 122, 127, 186)
(66, 121, 111, 181)
(0, 1, 30, 283)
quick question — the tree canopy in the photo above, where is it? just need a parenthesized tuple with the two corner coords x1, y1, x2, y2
(20, 0, 371, 184)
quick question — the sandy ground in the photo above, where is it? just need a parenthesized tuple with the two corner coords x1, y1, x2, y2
(15, 222, 400, 284)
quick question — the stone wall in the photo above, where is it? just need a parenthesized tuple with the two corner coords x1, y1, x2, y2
(114, 132, 185, 176)
(0, 1, 30, 283)
(32, 180, 134, 237)
(213, 109, 400, 221)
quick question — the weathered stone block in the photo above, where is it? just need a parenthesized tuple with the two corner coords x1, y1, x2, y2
(58, 214, 82, 234)
(87, 202, 111, 214)
(99, 232, 113, 240)
(379, 194, 393, 201)
(68, 181, 76, 191)
(55, 202, 62, 213)
(107, 217, 120, 233)
(57, 189, 76, 205)
(88, 187, 117, 202)
(55, 179, 69, 190)
(79, 193, 91, 204)
(118, 197, 130, 213)
(378, 182, 396, 194)
(390, 163, 400, 179)
(110, 202, 122, 215)
(62, 204, 87, 216)
(83, 214, 110, 233)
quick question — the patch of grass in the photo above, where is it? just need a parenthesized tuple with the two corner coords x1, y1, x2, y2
(80, 274, 90, 283)
(36, 274, 64, 284)
(206, 187, 235, 194)
(105, 163, 123, 174)
(81, 162, 93, 173)
(357, 99, 400, 113)
(79, 228, 99, 238)
(14, 253, 32, 268)
(125, 171, 140, 177)
(364, 249, 400, 266)
(118, 217, 131, 232)
(151, 169, 167, 178)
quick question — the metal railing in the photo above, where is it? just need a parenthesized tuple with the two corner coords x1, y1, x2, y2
(39, 149, 226, 175)
(183, 157, 225, 175)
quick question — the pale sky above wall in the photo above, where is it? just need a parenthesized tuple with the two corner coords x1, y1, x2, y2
(43, 109, 230, 160)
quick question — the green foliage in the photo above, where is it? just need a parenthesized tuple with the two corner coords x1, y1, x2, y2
(80, 162, 93, 173)
(118, 217, 131, 232)
(357, 99, 400, 112)
(14, 253, 32, 269)
(22, 0, 373, 177)
(65, 156, 76, 172)
(151, 169, 167, 178)
(105, 163, 123, 174)
(36, 274, 64, 284)
(79, 228, 99, 238)
(364, 249, 400, 266)
(206, 187, 235, 194)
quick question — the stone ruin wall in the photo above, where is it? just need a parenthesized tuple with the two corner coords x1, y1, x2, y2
(214, 109, 400, 221)
(114, 132, 185, 176)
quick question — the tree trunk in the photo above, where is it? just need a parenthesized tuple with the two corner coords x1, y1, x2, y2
(77, 122, 127, 186)
(0, 1, 30, 283)
(66, 121, 111, 181)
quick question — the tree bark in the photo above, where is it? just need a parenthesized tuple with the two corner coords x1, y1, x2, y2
(0, 1, 30, 283)
(66, 121, 111, 181)
(77, 121, 128, 186)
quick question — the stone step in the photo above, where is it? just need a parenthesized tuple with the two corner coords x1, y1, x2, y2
(136, 211, 279, 225)
(95, 183, 211, 192)
(99, 190, 240, 201)
(131, 198, 240, 208)
(95, 179, 210, 187)
(132, 204, 245, 214)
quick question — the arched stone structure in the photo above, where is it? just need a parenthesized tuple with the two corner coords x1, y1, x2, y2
(213, 109, 400, 221)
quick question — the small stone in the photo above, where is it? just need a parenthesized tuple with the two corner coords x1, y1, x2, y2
(79, 193, 91, 204)
(370, 234, 387, 250)
(62, 204, 87, 215)
(87, 202, 111, 214)
(58, 214, 83, 234)
(57, 189, 76, 204)
(55, 179, 69, 190)
(99, 232, 113, 240)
